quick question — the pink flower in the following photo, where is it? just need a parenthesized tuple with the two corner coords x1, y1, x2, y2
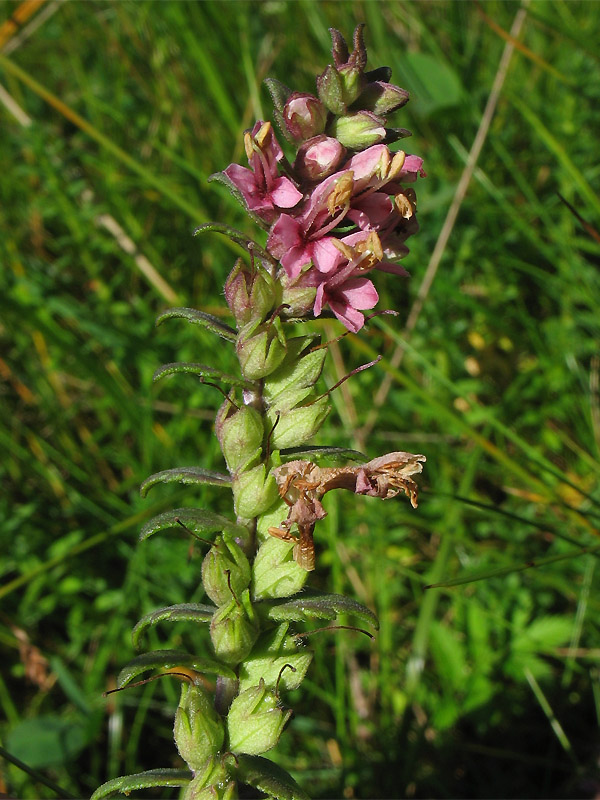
(267, 170, 355, 280)
(314, 274, 378, 333)
(223, 121, 302, 223)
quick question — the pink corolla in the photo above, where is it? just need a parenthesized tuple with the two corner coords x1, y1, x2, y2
(312, 231, 391, 332)
(267, 169, 355, 280)
(222, 121, 302, 223)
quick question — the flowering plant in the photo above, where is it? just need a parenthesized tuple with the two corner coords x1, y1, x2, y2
(93, 25, 425, 800)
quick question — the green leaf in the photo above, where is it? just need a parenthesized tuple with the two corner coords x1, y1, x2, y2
(6, 715, 92, 769)
(207, 172, 271, 229)
(194, 222, 275, 266)
(117, 649, 235, 687)
(155, 307, 236, 341)
(279, 446, 367, 463)
(140, 467, 231, 498)
(233, 754, 310, 800)
(91, 769, 192, 800)
(262, 590, 379, 630)
(153, 361, 252, 389)
(139, 507, 247, 542)
(132, 603, 215, 650)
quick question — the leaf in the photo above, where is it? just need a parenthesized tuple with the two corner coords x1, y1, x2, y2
(279, 446, 367, 463)
(194, 221, 275, 266)
(206, 173, 271, 230)
(263, 590, 379, 630)
(153, 361, 251, 389)
(6, 715, 92, 769)
(233, 754, 310, 800)
(132, 604, 215, 649)
(155, 307, 236, 342)
(140, 467, 231, 498)
(117, 649, 235, 688)
(90, 769, 192, 800)
(139, 507, 248, 542)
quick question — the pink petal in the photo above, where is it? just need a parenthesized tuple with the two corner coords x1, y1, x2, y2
(376, 259, 410, 276)
(281, 244, 312, 281)
(337, 278, 379, 310)
(312, 238, 344, 274)
(313, 282, 325, 316)
(347, 193, 393, 229)
(223, 164, 259, 202)
(328, 300, 366, 333)
(267, 214, 302, 259)
(270, 176, 303, 208)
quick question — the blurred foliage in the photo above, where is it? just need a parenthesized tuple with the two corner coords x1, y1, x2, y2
(1, 1, 600, 798)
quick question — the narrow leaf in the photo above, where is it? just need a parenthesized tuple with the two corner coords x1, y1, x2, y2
(193, 222, 276, 266)
(91, 769, 192, 800)
(155, 307, 236, 341)
(153, 361, 251, 389)
(234, 754, 310, 800)
(425, 542, 600, 591)
(117, 650, 235, 687)
(132, 604, 215, 650)
(263, 591, 379, 630)
(140, 468, 231, 498)
(140, 507, 248, 542)
(279, 446, 367, 463)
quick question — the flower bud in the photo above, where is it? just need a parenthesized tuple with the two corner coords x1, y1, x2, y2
(239, 624, 313, 693)
(252, 537, 309, 600)
(282, 92, 327, 144)
(210, 589, 259, 666)
(182, 760, 235, 800)
(265, 397, 330, 450)
(316, 64, 346, 116)
(236, 318, 287, 381)
(329, 110, 386, 150)
(216, 402, 264, 474)
(227, 679, 292, 755)
(355, 81, 409, 116)
(202, 535, 251, 606)
(294, 135, 346, 182)
(232, 463, 279, 519)
(224, 258, 276, 328)
(174, 682, 224, 771)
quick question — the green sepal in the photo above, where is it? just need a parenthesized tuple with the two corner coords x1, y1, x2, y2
(263, 336, 326, 412)
(279, 446, 366, 463)
(91, 769, 192, 800)
(266, 397, 330, 450)
(233, 754, 310, 800)
(140, 468, 231, 498)
(252, 538, 309, 600)
(233, 463, 279, 519)
(132, 604, 215, 650)
(239, 623, 313, 692)
(117, 649, 236, 687)
(194, 222, 275, 267)
(207, 172, 271, 230)
(153, 362, 252, 389)
(262, 590, 379, 630)
(156, 307, 236, 342)
(139, 508, 248, 543)
(210, 590, 260, 667)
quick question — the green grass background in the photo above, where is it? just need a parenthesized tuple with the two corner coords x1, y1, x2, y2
(1, 1, 600, 797)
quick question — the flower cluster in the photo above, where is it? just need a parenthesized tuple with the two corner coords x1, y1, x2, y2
(93, 26, 426, 800)
(215, 24, 424, 334)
